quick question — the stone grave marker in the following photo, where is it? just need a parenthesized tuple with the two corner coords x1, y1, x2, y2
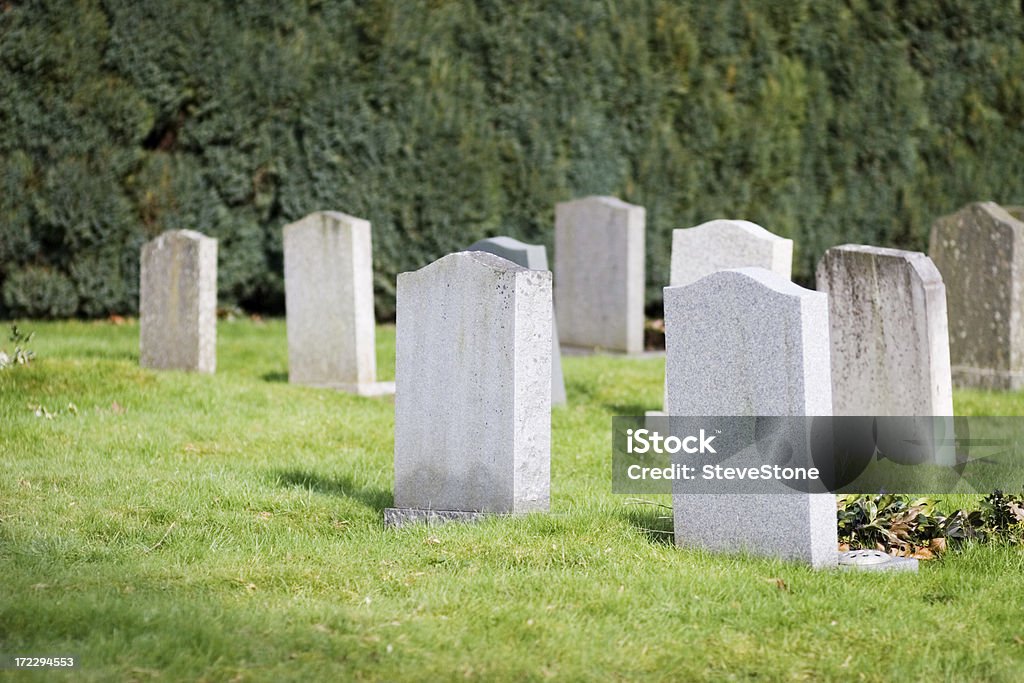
(816, 245, 953, 417)
(929, 202, 1024, 390)
(670, 219, 792, 287)
(554, 196, 645, 353)
(664, 268, 837, 568)
(140, 229, 217, 373)
(648, 219, 794, 420)
(468, 236, 566, 405)
(283, 211, 393, 396)
(385, 251, 552, 526)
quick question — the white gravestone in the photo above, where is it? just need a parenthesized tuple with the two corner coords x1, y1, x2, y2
(140, 230, 217, 373)
(665, 268, 837, 568)
(283, 211, 393, 396)
(554, 196, 645, 353)
(385, 252, 552, 526)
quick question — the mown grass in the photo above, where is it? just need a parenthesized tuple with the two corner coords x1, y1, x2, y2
(1, 319, 1023, 682)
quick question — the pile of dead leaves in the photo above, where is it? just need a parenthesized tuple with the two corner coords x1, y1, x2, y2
(837, 492, 1024, 560)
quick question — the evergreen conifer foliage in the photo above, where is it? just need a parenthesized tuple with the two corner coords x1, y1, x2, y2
(2, 1, 1022, 318)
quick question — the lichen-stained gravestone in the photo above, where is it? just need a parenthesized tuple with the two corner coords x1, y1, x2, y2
(554, 196, 645, 353)
(468, 236, 566, 406)
(816, 245, 953, 416)
(664, 268, 837, 568)
(283, 211, 392, 396)
(139, 230, 217, 373)
(670, 219, 793, 287)
(385, 252, 552, 526)
(929, 202, 1024, 390)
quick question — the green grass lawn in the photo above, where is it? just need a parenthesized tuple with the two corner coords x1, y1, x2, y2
(2, 319, 1023, 682)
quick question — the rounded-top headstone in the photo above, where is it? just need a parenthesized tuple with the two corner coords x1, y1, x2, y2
(664, 267, 836, 568)
(665, 267, 831, 417)
(392, 251, 552, 518)
(468, 236, 565, 406)
(670, 219, 793, 287)
(929, 201, 1024, 389)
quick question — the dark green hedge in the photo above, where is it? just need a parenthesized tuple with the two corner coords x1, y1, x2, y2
(2, 1, 1023, 319)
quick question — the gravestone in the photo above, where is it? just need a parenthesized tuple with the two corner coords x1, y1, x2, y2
(816, 245, 953, 416)
(139, 230, 217, 373)
(468, 236, 566, 405)
(929, 202, 1024, 390)
(664, 268, 837, 568)
(554, 196, 645, 353)
(649, 219, 793, 418)
(283, 211, 392, 396)
(385, 252, 552, 526)
(670, 219, 793, 287)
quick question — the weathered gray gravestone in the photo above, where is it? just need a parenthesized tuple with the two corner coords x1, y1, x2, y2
(816, 245, 953, 417)
(468, 236, 566, 406)
(385, 252, 552, 526)
(283, 211, 393, 396)
(670, 219, 793, 287)
(554, 196, 645, 353)
(665, 268, 837, 568)
(929, 202, 1024, 390)
(140, 230, 217, 373)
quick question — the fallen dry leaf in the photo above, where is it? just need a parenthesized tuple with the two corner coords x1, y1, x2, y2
(911, 546, 935, 561)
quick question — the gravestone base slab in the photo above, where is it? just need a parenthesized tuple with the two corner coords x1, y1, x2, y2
(951, 366, 1024, 392)
(561, 345, 665, 359)
(345, 381, 396, 397)
(384, 507, 504, 528)
(295, 381, 396, 396)
(644, 410, 667, 431)
(838, 550, 919, 573)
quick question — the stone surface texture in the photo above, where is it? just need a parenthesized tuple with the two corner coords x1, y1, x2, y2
(284, 211, 380, 393)
(391, 251, 552, 516)
(664, 268, 837, 568)
(554, 196, 645, 353)
(816, 245, 953, 416)
(929, 202, 1024, 390)
(670, 219, 792, 287)
(468, 236, 566, 405)
(384, 508, 497, 528)
(140, 230, 217, 373)
(658, 219, 792, 411)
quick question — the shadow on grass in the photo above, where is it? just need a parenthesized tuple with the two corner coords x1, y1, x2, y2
(262, 371, 288, 383)
(603, 402, 655, 416)
(618, 501, 675, 546)
(564, 379, 654, 416)
(74, 349, 139, 362)
(272, 469, 393, 511)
